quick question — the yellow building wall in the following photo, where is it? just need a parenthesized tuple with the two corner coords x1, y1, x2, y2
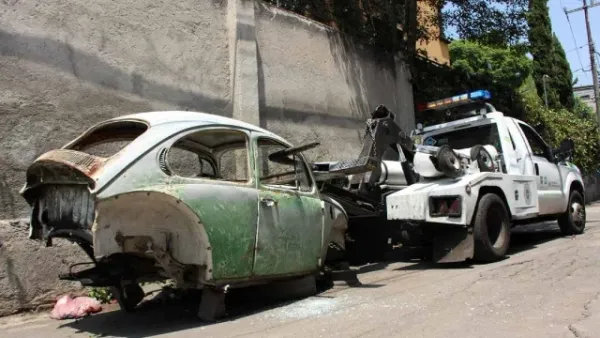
(416, 0, 450, 65)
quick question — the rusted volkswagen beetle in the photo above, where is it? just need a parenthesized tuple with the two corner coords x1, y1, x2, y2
(20, 111, 348, 319)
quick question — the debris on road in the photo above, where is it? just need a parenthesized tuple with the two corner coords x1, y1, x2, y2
(49, 295, 102, 320)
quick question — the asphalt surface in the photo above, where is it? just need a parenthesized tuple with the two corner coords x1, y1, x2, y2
(2, 203, 600, 338)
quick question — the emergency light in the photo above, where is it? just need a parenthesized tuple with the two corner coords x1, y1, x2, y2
(419, 90, 492, 112)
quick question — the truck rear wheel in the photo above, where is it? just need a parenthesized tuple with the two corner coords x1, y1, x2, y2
(473, 193, 511, 262)
(558, 190, 586, 235)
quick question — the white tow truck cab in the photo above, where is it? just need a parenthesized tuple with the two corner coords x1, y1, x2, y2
(386, 90, 586, 263)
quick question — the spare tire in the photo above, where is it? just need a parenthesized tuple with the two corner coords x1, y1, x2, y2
(470, 145, 495, 172)
(435, 145, 463, 178)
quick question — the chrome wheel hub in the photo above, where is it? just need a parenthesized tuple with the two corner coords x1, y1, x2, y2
(571, 202, 585, 224)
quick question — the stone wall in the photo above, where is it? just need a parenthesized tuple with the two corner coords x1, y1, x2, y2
(0, 0, 413, 220)
(0, 0, 414, 315)
(0, 220, 88, 317)
(255, 2, 415, 162)
(584, 173, 600, 204)
(0, 0, 232, 220)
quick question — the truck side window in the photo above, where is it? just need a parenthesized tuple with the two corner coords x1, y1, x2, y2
(518, 124, 550, 160)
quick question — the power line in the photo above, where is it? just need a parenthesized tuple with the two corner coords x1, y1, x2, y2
(564, 0, 600, 117)
(563, 4, 592, 81)
(566, 44, 588, 53)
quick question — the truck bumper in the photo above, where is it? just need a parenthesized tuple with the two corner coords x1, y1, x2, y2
(386, 189, 470, 226)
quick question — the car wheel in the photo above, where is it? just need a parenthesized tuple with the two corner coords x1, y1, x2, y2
(111, 283, 145, 312)
(473, 193, 511, 262)
(558, 189, 586, 235)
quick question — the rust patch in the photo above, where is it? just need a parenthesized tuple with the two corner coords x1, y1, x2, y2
(36, 149, 107, 177)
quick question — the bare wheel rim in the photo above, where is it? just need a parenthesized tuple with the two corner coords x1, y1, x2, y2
(486, 202, 507, 249)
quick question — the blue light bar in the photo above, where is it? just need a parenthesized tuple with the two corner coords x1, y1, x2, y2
(422, 90, 492, 111)
(468, 90, 491, 101)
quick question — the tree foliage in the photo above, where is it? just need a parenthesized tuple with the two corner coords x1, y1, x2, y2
(527, 0, 574, 110)
(523, 95, 600, 173)
(443, 0, 529, 48)
(263, 0, 443, 55)
(449, 40, 531, 117)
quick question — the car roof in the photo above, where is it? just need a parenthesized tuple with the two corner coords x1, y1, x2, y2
(109, 111, 289, 143)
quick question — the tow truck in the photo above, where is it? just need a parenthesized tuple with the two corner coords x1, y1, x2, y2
(384, 90, 586, 262)
(314, 90, 586, 264)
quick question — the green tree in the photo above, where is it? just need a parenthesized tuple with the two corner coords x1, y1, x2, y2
(550, 34, 575, 109)
(443, 0, 529, 48)
(523, 99, 600, 173)
(519, 75, 599, 173)
(527, 0, 574, 109)
(449, 40, 532, 116)
(263, 0, 443, 56)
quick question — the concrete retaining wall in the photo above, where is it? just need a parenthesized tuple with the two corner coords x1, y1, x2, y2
(0, 0, 413, 315)
(0, 220, 88, 317)
(584, 174, 600, 203)
(255, 2, 414, 162)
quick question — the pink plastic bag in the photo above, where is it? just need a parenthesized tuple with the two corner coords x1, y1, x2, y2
(50, 295, 102, 320)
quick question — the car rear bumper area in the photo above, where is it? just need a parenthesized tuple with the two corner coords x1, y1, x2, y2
(19, 149, 104, 247)
(29, 184, 96, 242)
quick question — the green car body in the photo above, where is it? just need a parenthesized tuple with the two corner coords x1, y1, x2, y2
(20, 111, 348, 290)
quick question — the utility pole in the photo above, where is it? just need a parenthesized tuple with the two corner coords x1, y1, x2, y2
(565, 0, 600, 120)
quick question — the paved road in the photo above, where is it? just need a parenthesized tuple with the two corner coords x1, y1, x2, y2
(3, 203, 600, 338)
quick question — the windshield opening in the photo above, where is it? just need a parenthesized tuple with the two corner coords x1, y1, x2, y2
(67, 121, 148, 158)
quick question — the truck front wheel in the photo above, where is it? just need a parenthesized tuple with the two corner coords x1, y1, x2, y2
(558, 190, 586, 235)
(473, 193, 511, 262)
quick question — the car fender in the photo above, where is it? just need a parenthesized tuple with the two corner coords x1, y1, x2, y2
(320, 194, 349, 253)
(93, 190, 214, 286)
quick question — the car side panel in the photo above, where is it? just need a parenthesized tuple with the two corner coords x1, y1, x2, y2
(163, 183, 259, 280)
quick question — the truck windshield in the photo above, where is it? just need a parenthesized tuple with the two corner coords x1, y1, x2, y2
(423, 123, 501, 150)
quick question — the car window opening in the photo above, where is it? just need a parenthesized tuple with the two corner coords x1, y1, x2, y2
(257, 138, 312, 192)
(167, 129, 249, 183)
(68, 121, 149, 158)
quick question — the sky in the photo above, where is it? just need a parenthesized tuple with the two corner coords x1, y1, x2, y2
(550, 0, 599, 87)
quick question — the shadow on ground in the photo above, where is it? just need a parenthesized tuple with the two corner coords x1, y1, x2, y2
(358, 221, 568, 273)
(62, 283, 318, 338)
(507, 222, 565, 256)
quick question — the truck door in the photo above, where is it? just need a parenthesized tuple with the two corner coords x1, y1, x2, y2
(515, 122, 565, 214)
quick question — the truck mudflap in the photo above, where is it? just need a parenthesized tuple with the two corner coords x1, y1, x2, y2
(431, 226, 474, 263)
(20, 149, 104, 260)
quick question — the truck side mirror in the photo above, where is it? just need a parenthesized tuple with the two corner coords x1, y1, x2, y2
(554, 138, 575, 162)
